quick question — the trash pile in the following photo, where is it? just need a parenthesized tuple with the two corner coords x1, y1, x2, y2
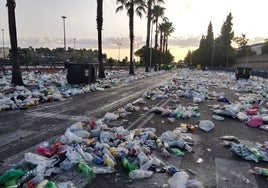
(143, 70, 268, 132)
(221, 135, 268, 163)
(0, 69, 165, 112)
(0, 116, 203, 188)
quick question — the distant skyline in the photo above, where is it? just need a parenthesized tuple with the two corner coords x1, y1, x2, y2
(0, 0, 267, 61)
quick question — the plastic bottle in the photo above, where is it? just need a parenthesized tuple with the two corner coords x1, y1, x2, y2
(160, 147, 171, 158)
(129, 170, 153, 179)
(137, 152, 150, 166)
(170, 148, 185, 157)
(59, 159, 74, 170)
(167, 140, 185, 149)
(185, 144, 194, 153)
(156, 138, 163, 148)
(251, 148, 264, 161)
(36, 179, 49, 188)
(103, 153, 115, 168)
(141, 146, 152, 155)
(122, 158, 137, 171)
(253, 167, 268, 176)
(77, 159, 94, 177)
(91, 153, 103, 165)
(86, 138, 95, 146)
(24, 175, 44, 188)
(46, 181, 57, 188)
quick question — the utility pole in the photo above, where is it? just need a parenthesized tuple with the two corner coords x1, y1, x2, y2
(61, 16, 67, 50)
(1, 29, 5, 59)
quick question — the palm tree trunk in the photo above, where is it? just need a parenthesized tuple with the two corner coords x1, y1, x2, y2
(129, 0, 135, 75)
(145, 0, 152, 72)
(165, 35, 168, 52)
(154, 18, 159, 49)
(160, 31, 163, 52)
(163, 34, 166, 53)
(7, 0, 24, 86)
(97, 0, 105, 79)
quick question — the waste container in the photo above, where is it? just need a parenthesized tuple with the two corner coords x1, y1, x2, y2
(235, 67, 252, 80)
(65, 62, 97, 84)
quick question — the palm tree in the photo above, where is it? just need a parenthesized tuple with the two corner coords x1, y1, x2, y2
(152, 5, 165, 50)
(96, 0, 105, 78)
(116, 0, 146, 75)
(160, 20, 175, 53)
(159, 16, 168, 53)
(145, 0, 164, 72)
(6, 0, 24, 86)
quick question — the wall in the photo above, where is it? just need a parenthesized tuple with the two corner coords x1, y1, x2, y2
(233, 54, 268, 70)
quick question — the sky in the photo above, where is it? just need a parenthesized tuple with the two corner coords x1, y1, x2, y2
(0, 0, 268, 61)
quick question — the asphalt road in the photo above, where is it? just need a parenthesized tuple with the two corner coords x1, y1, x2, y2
(0, 69, 267, 188)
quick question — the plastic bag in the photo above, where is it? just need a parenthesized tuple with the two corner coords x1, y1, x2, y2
(24, 152, 56, 168)
(199, 120, 215, 132)
(237, 112, 249, 121)
(212, 115, 224, 121)
(57, 181, 77, 188)
(64, 130, 84, 144)
(103, 112, 119, 121)
(246, 118, 263, 128)
(185, 179, 204, 188)
(168, 171, 189, 188)
(0, 168, 24, 186)
(34, 145, 53, 157)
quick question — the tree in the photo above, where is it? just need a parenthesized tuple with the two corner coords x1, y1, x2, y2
(160, 20, 175, 53)
(96, 0, 105, 78)
(6, 0, 24, 86)
(134, 45, 174, 67)
(206, 22, 214, 67)
(145, 0, 164, 72)
(218, 12, 234, 67)
(262, 39, 268, 54)
(152, 5, 165, 50)
(116, 0, 146, 75)
(234, 34, 250, 57)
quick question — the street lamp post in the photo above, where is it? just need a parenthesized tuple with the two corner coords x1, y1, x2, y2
(61, 16, 67, 50)
(117, 43, 121, 62)
(149, 21, 153, 71)
(73, 38, 76, 61)
(1, 29, 5, 59)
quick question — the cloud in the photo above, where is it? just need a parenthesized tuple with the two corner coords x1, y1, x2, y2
(17, 35, 145, 49)
(169, 36, 201, 48)
(17, 35, 264, 51)
(248, 37, 266, 45)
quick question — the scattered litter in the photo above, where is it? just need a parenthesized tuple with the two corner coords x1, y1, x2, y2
(199, 120, 215, 132)
(252, 167, 268, 176)
(212, 115, 225, 121)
